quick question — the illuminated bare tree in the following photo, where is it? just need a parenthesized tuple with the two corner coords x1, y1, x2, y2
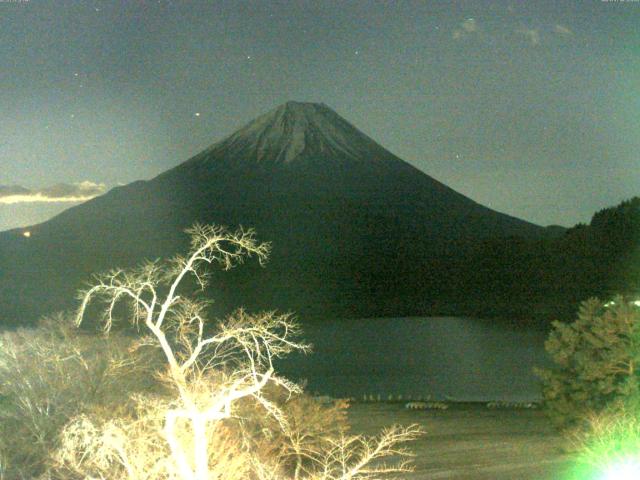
(69, 224, 420, 480)
(255, 423, 423, 480)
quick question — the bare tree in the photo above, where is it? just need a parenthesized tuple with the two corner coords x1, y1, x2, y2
(65, 224, 421, 480)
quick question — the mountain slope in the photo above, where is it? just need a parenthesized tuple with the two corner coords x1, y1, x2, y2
(0, 102, 547, 325)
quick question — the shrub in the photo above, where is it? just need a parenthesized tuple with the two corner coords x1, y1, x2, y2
(0, 314, 160, 479)
(535, 296, 640, 431)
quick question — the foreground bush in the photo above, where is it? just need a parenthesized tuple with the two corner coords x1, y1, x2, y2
(54, 386, 355, 480)
(535, 296, 640, 431)
(0, 315, 160, 479)
(0, 322, 353, 480)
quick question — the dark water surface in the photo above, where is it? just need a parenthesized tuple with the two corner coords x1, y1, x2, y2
(277, 317, 550, 401)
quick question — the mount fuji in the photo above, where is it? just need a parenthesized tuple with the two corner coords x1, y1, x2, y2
(0, 102, 548, 325)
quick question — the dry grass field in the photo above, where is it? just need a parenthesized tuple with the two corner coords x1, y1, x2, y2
(347, 403, 575, 480)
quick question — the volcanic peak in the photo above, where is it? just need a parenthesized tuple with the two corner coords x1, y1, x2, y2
(204, 101, 384, 165)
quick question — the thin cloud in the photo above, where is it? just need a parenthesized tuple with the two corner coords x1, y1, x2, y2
(516, 27, 540, 46)
(462, 18, 478, 33)
(554, 24, 573, 36)
(452, 16, 570, 47)
(0, 181, 107, 204)
(453, 18, 479, 40)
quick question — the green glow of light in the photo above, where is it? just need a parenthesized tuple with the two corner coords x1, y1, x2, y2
(601, 459, 640, 480)
(564, 413, 640, 480)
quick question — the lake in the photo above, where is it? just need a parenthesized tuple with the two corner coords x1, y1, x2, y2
(277, 317, 550, 402)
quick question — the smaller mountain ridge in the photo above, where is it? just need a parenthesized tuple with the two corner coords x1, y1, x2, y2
(0, 185, 31, 196)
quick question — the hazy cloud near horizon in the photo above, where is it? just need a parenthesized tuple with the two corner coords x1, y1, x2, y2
(0, 181, 107, 204)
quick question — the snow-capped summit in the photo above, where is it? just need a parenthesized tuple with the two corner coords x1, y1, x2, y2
(190, 101, 393, 166)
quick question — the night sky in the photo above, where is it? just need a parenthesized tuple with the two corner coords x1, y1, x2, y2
(1, 0, 638, 231)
